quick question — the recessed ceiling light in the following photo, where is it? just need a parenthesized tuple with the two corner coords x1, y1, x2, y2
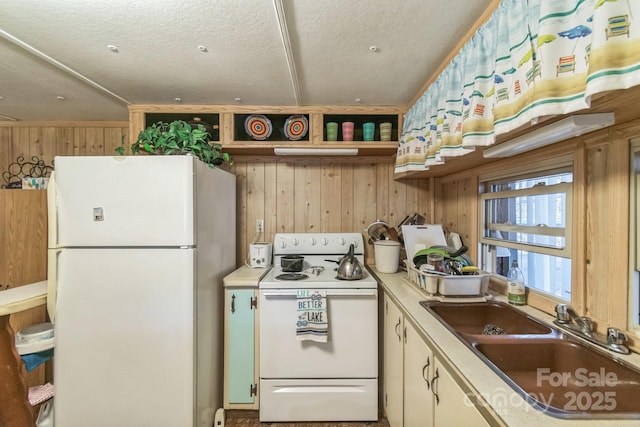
(107, 45, 119, 53)
(198, 45, 208, 52)
(235, 97, 242, 103)
(56, 96, 65, 101)
(355, 98, 362, 103)
(369, 46, 378, 52)
(175, 97, 182, 103)
(0, 96, 4, 101)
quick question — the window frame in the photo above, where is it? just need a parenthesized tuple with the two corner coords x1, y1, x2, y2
(478, 157, 574, 303)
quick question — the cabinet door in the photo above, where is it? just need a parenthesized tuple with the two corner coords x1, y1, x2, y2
(225, 289, 256, 406)
(383, 295, 404, 427)
(404, 321, 434, 427)
(432, 358, 489, 427)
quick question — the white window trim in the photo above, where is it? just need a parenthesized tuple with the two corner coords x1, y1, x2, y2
(479, 179, 573, 259)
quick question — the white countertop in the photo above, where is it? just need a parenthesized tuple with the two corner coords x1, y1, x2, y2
(373, 269, 640, 426)
(0, 281, 47, 316)
(223, 265, 270, 288)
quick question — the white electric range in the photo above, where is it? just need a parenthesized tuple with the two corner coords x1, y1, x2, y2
(258, 232, 379, 422)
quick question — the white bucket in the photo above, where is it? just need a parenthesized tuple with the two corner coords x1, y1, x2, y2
(374, 240, 401, 273)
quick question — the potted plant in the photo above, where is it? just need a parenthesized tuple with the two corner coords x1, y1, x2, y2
(116, 120, 232, 167)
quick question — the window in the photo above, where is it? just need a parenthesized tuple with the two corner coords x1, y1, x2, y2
(479, 168, 573, 300)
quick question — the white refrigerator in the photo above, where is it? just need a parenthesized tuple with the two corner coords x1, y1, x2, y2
(47, 156, 236, 427)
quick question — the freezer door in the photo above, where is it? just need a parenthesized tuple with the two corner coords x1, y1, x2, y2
(53, 156, 195, 247)
(53, 248, 201, 427)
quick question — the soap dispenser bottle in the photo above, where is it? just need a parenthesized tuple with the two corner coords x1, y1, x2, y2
(507, 260, 526, 305)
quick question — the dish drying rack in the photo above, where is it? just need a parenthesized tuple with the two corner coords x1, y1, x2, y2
(404, 261, 492, 302)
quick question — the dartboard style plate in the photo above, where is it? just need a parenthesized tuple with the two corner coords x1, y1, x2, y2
(283, 115, 309, 141)
(244, 114, 272, 141)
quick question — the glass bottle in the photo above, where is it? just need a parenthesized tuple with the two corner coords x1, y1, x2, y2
(507, 260, 526, 306)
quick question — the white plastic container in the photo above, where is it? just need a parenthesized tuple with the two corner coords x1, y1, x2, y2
(374, 240, 401, 273)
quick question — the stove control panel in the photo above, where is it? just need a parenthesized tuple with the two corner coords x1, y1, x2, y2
(273, 233, 363, 255)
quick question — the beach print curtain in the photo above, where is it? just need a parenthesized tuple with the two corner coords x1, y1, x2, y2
(395, 0, 640, 174)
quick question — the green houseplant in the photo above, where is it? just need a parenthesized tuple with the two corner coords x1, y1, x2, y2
(116, 120, 232, 167)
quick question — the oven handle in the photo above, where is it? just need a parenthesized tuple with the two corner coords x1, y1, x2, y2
(261, 291, 377, 297)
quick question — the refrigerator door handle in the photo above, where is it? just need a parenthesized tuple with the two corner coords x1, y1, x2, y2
(47, 171, 59, 249)
(47, 248, 61, 322)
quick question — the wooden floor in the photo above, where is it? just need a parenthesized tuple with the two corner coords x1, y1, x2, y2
(225, 410, 390, 427)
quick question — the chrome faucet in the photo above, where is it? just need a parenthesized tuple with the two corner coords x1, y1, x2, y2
(554, 304, 630, 355)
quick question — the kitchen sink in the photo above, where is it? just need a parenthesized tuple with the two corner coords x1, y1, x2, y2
(420, 300, 640, 418)
(420, 301, 554, 338)
(475, 339, 640, 417)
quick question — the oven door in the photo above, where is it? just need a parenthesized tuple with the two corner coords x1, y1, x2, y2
(259, 288, 378, 378)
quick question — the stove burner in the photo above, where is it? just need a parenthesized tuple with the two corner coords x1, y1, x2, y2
(275, 273, 309, 281)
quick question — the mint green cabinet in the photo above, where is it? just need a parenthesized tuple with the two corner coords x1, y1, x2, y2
(224, 287, 258, 409)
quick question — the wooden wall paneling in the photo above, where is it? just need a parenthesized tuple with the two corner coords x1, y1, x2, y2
(276, 162, 295, 233)
(294, 163, 322, 232)
(246, 163, 266, 253)
(375, 162, 390, 226)
(352, 162, 377, 236)
(55, 127, 74, 157)
(583, 132, 630, 329)
(405, 178, 430, 224)
(234, 163, 248, 266)
(85, 128, 105, 155)
(263, 162, 278, 244)
(104, 127, 127, 157)
(73, 128, 87, 156)
(320, 162, 343, 232)
(340, 164, 354, 232)
(0, 128, 10, 180)
(389, 166, 408, 228)
(11, 128, 30, 162)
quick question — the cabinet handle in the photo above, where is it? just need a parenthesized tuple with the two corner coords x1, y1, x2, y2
(394, 318, 402, 342)
(422, 356, 431, 390)
(231, 294, 236, 313)
(431, 367, 440, 405)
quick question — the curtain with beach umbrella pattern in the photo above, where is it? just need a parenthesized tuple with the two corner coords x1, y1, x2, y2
(395, 0, 640, 173)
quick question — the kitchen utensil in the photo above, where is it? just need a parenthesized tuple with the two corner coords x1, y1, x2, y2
(374, 240, 401, 273)
(412, 245, 472, 269)
(365, 220, 391, 244)
(281, 255, 304, 272)
(401, 224, 447, 266)
(336, 244, 364, 280)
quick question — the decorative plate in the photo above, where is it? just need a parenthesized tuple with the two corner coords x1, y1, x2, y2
(244, 114, 272, 141)
(283, 115, 309, 141)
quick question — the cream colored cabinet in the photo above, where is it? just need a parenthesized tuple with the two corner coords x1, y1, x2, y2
(432, 358, 490, 427)
(404, 320, 434, 427)
(383, 294, 404, 427)
(383, 293, 489, 427)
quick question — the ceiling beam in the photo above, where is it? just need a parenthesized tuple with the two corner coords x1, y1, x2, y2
(0, 28, 131, 106)
(273, 0, 302, 106)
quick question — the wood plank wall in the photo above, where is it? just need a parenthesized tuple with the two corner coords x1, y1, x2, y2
(233, 160, 431, 265)
(0, 123, 432, 267)
(0, 122, 129, 176)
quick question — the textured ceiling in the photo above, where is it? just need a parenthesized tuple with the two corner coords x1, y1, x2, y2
(0, 0, 493, 121)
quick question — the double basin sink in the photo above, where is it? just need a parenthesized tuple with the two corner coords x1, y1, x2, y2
(420, 301, 640, 419)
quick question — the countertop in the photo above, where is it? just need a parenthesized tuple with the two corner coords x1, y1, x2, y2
(373, 268, 640, 426)
(223, 265, 269, 288)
